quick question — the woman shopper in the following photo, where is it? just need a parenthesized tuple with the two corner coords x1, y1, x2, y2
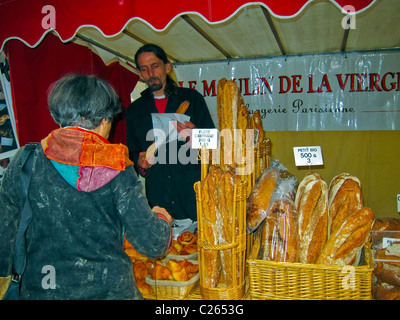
(0, 74, 172, 299)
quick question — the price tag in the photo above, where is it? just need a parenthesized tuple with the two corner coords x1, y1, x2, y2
(382, 237, 400, 249)
(397, 194, 400, 212)
(191, 129, 218, 149)
(293, 146, 323, 166)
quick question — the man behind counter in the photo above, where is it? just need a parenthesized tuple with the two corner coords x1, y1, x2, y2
(125, 44, 214, 221)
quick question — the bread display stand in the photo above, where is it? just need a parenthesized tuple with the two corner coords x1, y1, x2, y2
(194, 179, 247, 300)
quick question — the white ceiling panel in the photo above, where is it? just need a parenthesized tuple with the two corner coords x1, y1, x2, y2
(188, 5, 283, 59)
(346, 0, 400, 51)
(272, 0, 345, 55)
(74, 0, 400, 67)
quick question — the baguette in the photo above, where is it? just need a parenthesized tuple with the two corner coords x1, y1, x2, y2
(317, 207, 375, 265)
(328, 173, 363, 234)
(295, 173, 329, 264)
(248, 223, 263, 259)
(246, 167, 278, 233)
(175, 100, 190, 114)
(249, 110, 264, 145)
(217, 168, 238, 286)
(267, 198, 299, 262)
(217, 78, 227, 132)
(294, 172, 322, 209)
(258, 211, 277, 260)
(237, 96, 249, 145)
(216, 78, 238, 167)
(201, 166, 223, 287)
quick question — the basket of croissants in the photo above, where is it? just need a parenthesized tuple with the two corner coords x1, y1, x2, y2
(124, 234, 200, 300)
(246, 160, 375, 300)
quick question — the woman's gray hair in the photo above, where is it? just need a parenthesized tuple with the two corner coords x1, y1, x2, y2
(48, 73, 121, 129)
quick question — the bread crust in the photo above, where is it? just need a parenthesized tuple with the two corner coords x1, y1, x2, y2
(249, 110, 264, 145)
(246, 168, 278, 232)
(265, 199, 299, 262)
(317, 207, 375, 265)
(296, 175, 329, 264)
(328, 173, 363, 234)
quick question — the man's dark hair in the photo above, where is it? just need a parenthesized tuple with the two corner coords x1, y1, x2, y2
(135, 44, 178, 97)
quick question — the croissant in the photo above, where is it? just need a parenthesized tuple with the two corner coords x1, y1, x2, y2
(179, 259, 199, 274)
(167, 260, 189, 281)
(136, 279, 152, 295)
(124, 238, 149, 261)
(133, 260, 150, 279)
(150, 264, 173, 280)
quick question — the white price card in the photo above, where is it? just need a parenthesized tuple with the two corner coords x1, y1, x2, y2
(397, 194, 400, 212)
(293, 146, 323, 166)
(191, 129, 218, 149)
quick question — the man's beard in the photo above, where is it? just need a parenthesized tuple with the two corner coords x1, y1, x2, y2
(147, 77, 163, 92)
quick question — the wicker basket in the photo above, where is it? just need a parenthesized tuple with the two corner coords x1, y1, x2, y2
(247, 244, 374, 300)
(194, 179, 247, 300)
(145, 260, 199, 300)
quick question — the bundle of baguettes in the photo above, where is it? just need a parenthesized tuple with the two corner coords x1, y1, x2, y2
(216, 78, 264, 170)
(200, 165, 241, 288)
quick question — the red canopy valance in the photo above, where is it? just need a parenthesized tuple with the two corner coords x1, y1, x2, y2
(0, 0, 376, 51)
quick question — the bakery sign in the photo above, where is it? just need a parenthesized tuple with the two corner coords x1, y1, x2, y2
(174, 50, 400, 131)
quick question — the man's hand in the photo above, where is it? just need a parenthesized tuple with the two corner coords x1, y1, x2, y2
(174, 121, 196, 145)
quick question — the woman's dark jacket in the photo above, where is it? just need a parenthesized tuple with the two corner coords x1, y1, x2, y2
(0, 128, 171, 299)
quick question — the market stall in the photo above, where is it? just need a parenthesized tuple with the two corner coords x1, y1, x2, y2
(0, 0, 399, 300)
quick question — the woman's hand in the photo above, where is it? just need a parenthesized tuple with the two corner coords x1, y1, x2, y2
(152, 206, 173, 224)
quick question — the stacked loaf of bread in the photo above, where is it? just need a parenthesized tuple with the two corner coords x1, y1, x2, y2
(371, 218, 400, 300)
(199, 165, 243, 288)
(216, 78, 264, 170)
(247, 169, 375, 266)
(316, 173, 374, 266)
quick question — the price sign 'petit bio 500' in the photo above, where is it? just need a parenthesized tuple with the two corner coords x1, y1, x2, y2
(293, 146, 324, 167)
